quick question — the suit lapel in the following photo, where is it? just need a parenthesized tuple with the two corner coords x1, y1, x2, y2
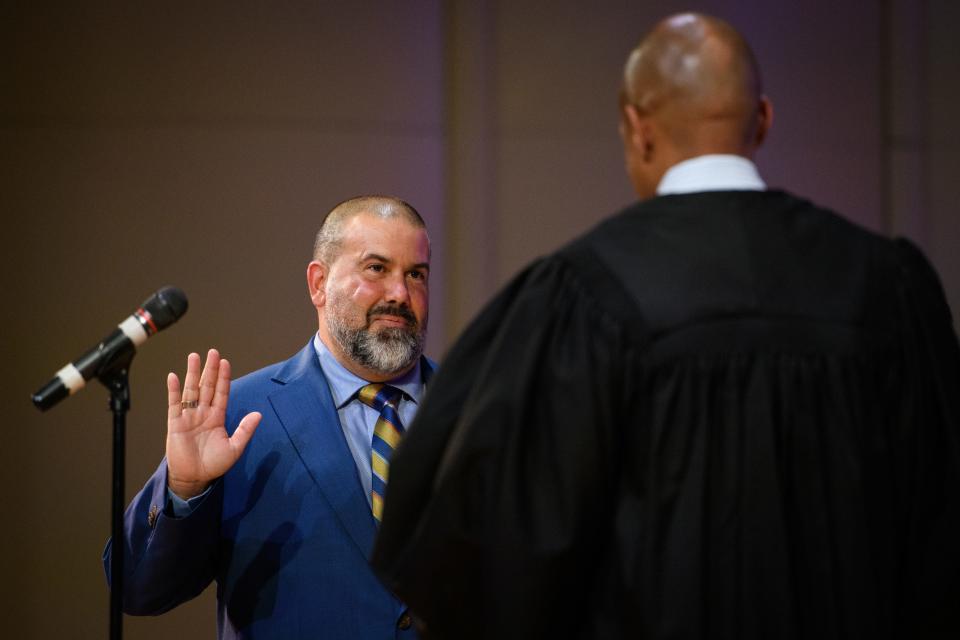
(267, 344, 377, 558)
(420, 354, 437, 386)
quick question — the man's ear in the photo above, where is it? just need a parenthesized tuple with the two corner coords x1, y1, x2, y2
(307, 261, 327, 307)
(754, 95, 774, 148)
(622, 103, 655, 163)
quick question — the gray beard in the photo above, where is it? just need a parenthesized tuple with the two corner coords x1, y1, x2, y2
(328, 313, 425, 377)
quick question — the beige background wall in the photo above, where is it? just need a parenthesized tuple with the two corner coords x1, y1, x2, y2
(2, 1, 957, 637)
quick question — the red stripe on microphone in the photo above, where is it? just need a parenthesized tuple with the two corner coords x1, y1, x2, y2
(136, 308, 159, 335)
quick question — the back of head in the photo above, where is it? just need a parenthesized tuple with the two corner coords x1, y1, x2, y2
(313, 195, 426, 265)
(623, 12, 767, 156)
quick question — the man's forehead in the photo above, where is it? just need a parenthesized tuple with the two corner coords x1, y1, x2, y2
(338, 212, 429, 259)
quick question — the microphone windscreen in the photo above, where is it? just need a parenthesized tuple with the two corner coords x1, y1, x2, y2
(142, 286, 189, 330)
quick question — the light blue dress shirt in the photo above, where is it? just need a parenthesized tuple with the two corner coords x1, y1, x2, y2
(168, 334, 425, 515)
(311, 333, 424, 508)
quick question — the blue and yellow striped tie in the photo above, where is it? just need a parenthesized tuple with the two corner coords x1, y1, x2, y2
(357, 383, 405, 523)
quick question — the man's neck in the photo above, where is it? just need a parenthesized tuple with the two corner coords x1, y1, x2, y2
(656, 154, 765, 195)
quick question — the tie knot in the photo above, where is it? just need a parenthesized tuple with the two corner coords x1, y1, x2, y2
(357, 383, 403, 413)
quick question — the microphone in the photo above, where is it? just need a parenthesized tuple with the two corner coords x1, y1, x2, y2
(32, 286, 188, 411)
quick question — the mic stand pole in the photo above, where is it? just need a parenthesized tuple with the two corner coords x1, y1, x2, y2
(99, 354, 133, 640)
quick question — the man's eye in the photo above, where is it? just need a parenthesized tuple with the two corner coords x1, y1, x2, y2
(408, 270, 426, 280)
(367, 264, 385, 273)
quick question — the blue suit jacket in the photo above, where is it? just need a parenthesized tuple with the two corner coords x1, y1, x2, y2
(105, 341, 433, 639)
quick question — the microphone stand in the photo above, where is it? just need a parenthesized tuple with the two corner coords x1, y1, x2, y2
(99, 353, 134, 640)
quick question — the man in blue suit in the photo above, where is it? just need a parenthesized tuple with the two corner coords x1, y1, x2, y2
(105, 195, 434, 638)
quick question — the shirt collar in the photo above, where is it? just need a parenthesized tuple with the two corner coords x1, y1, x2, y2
(312, 333, 424, 409)
(656, 154, 766, 195)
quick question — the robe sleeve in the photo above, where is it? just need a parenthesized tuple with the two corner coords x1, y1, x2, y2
(373, 252, 636, 639)
(893, 239, 960, 637)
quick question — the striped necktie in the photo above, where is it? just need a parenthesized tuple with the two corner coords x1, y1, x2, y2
(357, 383, 405, 523)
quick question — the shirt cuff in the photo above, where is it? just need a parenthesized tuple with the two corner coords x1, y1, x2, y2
(165, 485, 213, 518)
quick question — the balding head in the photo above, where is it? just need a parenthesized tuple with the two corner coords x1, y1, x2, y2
(619, 13, 773, 198)
(314, 195, 427, 265)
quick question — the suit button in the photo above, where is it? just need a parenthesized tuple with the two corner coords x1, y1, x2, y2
(398, 614, 412, 630)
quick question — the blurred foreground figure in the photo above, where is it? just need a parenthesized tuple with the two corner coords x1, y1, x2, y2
(373, 12, 960, 640)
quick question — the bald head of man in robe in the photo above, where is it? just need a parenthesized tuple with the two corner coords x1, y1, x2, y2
(619, 12, 774, 199)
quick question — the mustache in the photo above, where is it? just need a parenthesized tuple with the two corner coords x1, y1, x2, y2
(367, 304, 418, 327)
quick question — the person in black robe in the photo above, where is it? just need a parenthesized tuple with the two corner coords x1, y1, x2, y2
(371, 12, 960, 639)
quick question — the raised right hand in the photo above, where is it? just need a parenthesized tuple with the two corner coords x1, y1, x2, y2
(165, 348, 262, 499)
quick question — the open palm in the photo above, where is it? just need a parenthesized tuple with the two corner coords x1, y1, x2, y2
(165, 349, 261, 499)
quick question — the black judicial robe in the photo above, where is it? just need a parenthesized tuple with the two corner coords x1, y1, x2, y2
(372, 190, 960, 639)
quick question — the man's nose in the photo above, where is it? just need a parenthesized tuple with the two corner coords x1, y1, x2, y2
(384, 273, 411, 305)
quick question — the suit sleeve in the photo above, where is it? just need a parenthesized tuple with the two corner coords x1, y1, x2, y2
(102, 459, 223, 615)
